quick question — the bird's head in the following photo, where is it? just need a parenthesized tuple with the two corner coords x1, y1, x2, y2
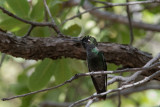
(81, 36, 98, 49)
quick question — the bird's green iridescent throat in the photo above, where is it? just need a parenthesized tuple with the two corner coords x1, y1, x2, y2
(91, 47, 99, 55)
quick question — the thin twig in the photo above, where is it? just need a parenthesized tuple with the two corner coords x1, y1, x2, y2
(85, 97, 97, 107)
(23, 25, 35, 37)
(0, 53, 5, 68)
(43, 0, 63, 36)
(107, 75, 126, 85)
(108, 74, 116, 78)
(108, 53, 160, 85)
(69, 70, 160, 107)
(123, 53, 160, 84)
(0, 6, 53, 27)
(44, 7, 49, 22)
(2, 61, 160, 101)
(92, 0, 160, 6)
(39, 84, 160, 107)
(117, 72, 122, 107)
(108, 84, 160, 98)
(131, 3, 160, 13)
(126, 0, 134, 45)
(62, 0, 160, 25)
(1, 74, 80, 101)
(61, 6, 107, 25)
(117, 88, 121, 107)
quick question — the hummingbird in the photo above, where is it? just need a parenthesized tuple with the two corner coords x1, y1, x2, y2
(81, 36, 107, 100)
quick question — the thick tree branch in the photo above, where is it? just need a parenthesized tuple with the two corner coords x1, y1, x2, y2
(23, 25, 35, 37)
(0, 31, 152, 67)
(1, 31, 159, 80)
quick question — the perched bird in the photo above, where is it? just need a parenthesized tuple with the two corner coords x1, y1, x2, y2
(81, 36, 107, 100)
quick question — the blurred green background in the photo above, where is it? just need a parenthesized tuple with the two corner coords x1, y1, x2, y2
(0, 0, 160, 107)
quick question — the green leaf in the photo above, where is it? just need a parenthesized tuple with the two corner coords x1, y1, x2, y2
(49, 0, 62, 17)
(53, 59, 73, 84)
(0, 0, 5, 6)
(20, 95, 34, 107)
(15, 25, 30, 36)
(6, 0, 30, 18)
(80, 0, 85, 6)
(30, 0, 44, 21)
(28, 58, 55, 91)
(0, 18, 26, 31)
(0, 13, 10, 22)
(44, 89, 63, 102)
(63, 24, 81, 37)
(31, 27, 52, 37)
(60, 8, 72, 22)
(68, 59, 87, 73)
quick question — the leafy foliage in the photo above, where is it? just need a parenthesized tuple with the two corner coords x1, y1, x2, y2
(0, 0, 160, 107)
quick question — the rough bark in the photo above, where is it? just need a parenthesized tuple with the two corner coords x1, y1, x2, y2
(0, 31, 151, 66)
(0, 31, 159, 80)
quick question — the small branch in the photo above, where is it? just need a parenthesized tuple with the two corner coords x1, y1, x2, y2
(43, 0, 63, 36)
(126, 0, 134, 45)
(92, 0, 160, 7)
(84, 0, 160, 32)
(61, 6, 106, 25)
(131, 3, 160, 13)
(62, 0, 160, 25)
(0, 53, 5, 68)
(107, 84, 160, 98)
(2, 61, 160, 101)
(108, 53, 160, 85)
(85, 97, 97, 107)
(117, 72, 122, 107)
(123, 53, 160, 84)
(108, 74, 116, 78)
(0, 6, 54, 27)
(23, 25, 35, 37)
(108, 76, 126, 85)
(69, 70, 160, 107)
(44, 6, 49, 22)
(117, 89, 121, 107)
(1, 73, 80, 101)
